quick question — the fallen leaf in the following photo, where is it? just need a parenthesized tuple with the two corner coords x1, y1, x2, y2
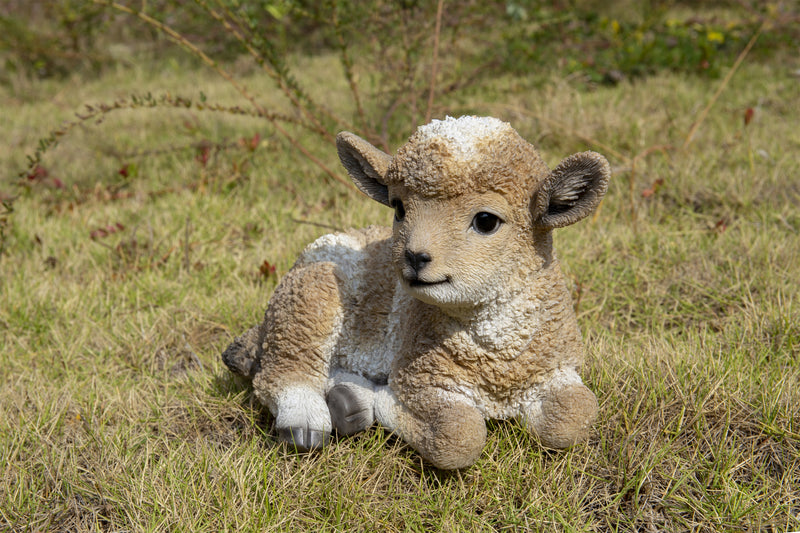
(27, 165, 49, 181)
(744, 107, 754, 127)
(642, 178, 665, 198)
(259, 260, 277, 278)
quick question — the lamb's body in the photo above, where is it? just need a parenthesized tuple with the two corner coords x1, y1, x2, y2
(223, 116, 609, 469)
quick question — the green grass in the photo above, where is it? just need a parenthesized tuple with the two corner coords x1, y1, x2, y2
(1, 47, 799, 531)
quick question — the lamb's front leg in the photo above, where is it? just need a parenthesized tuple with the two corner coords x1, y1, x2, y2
(326, 370, 376, 436)
(519, 369, 598, 449)
(374, 385, 486, 469)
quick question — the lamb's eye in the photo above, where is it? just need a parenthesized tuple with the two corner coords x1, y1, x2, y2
(472, 212, 502, 235)
(391, 199, 406, 222)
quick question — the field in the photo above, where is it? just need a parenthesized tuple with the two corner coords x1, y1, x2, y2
(1, 2, 799, 531)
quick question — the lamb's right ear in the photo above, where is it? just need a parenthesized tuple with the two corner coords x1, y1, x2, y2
(336, 132, 392, 207)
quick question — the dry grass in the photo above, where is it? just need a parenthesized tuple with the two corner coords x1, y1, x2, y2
(1, 47, 799, 532)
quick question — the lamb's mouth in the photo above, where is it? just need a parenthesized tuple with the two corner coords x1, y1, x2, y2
(407, 277, 450, 288)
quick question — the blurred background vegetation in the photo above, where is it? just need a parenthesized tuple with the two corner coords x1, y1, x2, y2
(3, 1, 797, 84)
(2, 0, 797, 196)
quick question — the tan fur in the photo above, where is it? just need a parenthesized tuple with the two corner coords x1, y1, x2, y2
(222, 116, 610, 468)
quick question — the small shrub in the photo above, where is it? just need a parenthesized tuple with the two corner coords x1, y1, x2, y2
(0, 0, 110, 82)
(498, 4, 757, 84)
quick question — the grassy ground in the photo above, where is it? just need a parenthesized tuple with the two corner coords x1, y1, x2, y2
(1, 45, 799, 531)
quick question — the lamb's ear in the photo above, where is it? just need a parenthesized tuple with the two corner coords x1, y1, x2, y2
(336, 132, 392, 207)
(532, 151, 611, 229)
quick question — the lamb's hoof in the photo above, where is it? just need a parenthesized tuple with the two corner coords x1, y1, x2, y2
(221, 345, 255, 377)
(221, 330, 261, 378)
(327, 384, 373, 436)
(277, 427, 331, 452)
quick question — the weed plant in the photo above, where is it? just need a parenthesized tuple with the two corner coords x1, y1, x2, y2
(1, 1, 799, 531)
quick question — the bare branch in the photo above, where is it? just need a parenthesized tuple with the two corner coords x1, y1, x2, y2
(424, 0, 445, 124)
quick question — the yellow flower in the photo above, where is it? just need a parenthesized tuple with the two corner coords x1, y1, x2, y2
(707, 31, 725, 44)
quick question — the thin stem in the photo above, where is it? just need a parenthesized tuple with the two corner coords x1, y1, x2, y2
(682, 21, 765, 149)
(425, 0, 445, 124)
(331, 1, 368, 136)
(200, 0, 336, 141)
(92, 0, 349, 187)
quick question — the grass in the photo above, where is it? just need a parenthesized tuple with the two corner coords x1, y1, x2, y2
(1, 45, 799, 531)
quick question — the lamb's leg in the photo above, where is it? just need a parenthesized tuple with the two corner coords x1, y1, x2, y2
(250, 261, 344, 452)
(326, 371, 376, 436)
(374, 386, 486, 469)
(221, 324, 263, 379)
(270, 386, 332, 451)
(520, 369, 598, 449)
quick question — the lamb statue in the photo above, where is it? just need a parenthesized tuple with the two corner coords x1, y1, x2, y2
(222, 115, 610, 469)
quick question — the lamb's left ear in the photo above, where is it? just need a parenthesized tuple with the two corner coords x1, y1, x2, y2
(336, 132, 393, 207)
(532, 151, 611, 229)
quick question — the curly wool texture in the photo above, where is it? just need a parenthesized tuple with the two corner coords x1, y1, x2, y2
(386, 116, 549, 202)
(222, 116, 610, 469)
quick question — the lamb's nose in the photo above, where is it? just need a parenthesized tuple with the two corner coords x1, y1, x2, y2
(405, 250, 432, 273)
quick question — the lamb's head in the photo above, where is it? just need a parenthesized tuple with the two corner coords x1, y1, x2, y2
(337, 116, 610, 310)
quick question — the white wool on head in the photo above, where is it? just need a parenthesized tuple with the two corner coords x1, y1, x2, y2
(415, 116, 511, 158)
